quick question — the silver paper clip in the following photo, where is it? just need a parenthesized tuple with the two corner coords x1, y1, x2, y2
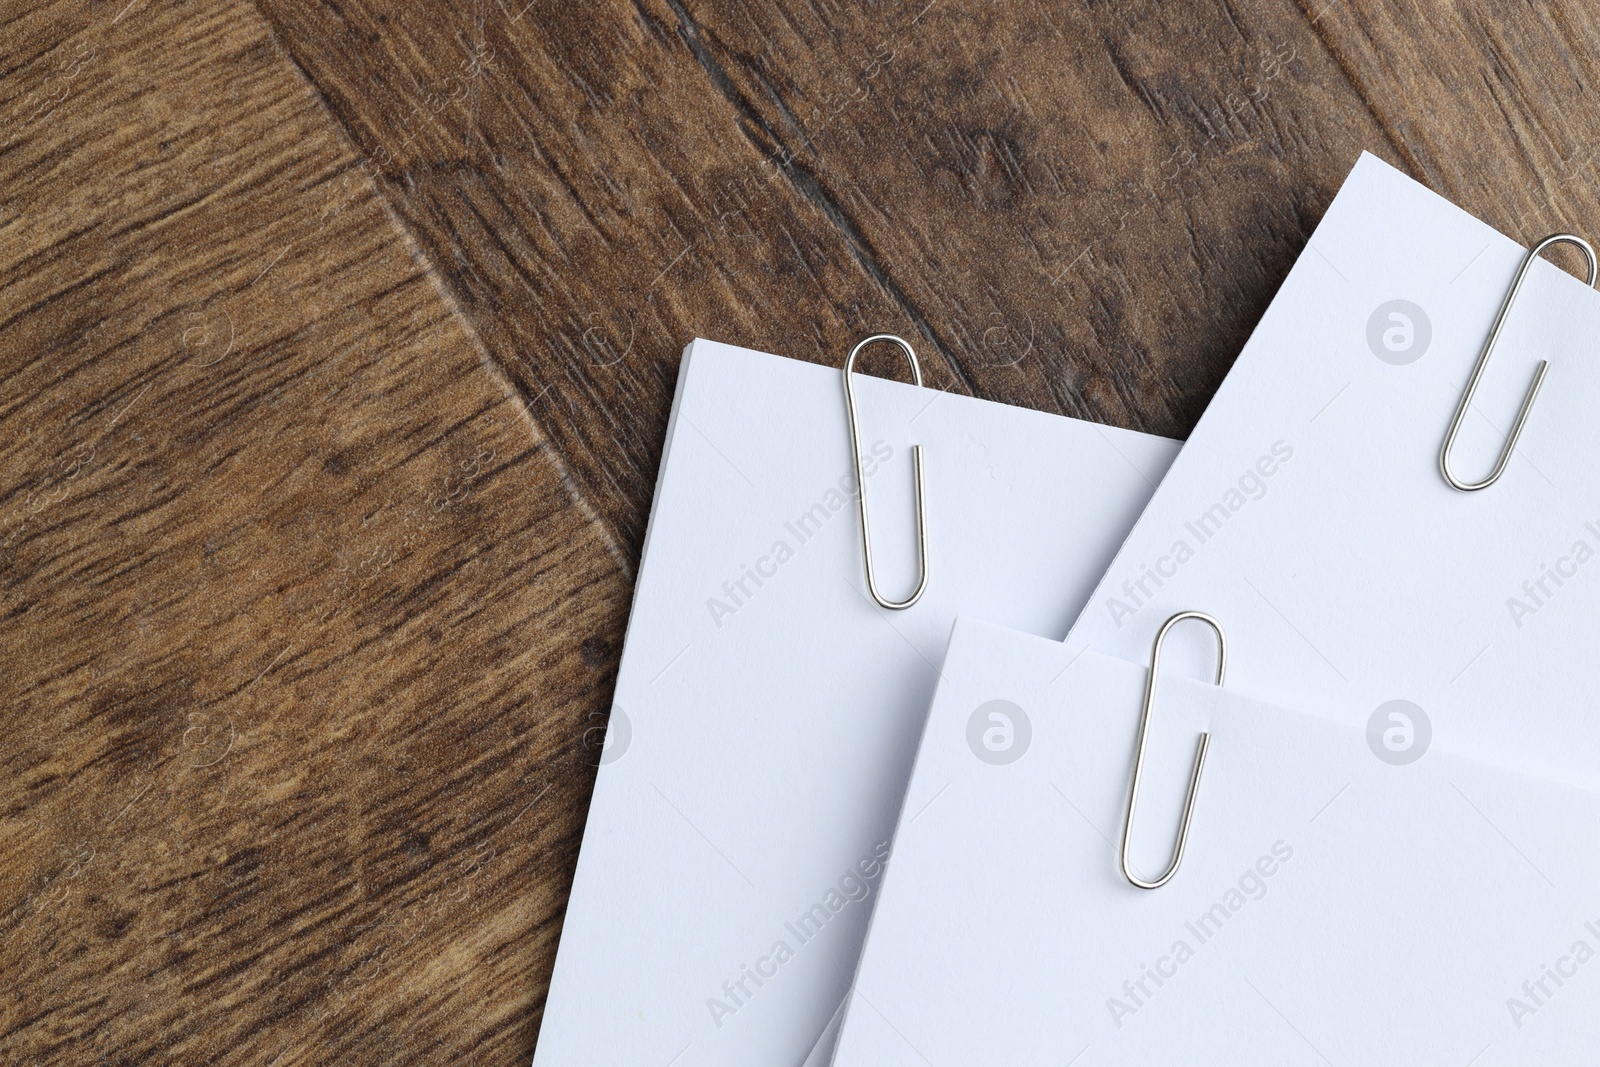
(1439, 233, 1598, 492)
(842, 334, 929, 610)
(1120, 610, 1227, 890)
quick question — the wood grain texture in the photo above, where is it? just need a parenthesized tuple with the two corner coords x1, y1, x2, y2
(251, 0, 1399, 560)
(0, 0, 628, 1062)
(1311, 0, 1600, 246)
(8, 0, 1600, 1062)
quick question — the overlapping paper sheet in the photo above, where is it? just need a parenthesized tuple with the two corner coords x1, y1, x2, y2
(533, 339, 1178, 1066)
(1065, 152, 1600, 792)
(831, 617, 1600, 1065)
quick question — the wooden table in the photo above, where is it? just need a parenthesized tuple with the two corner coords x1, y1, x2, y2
(5, 0, 1597, 1060)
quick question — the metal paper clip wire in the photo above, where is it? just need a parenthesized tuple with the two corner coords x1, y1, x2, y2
(842, 334, 929, 610)
(1440, 233, 1599, 492)
(1120, 611, 1227, 891)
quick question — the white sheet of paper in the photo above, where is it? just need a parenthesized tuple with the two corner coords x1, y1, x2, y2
(533, 339, 1179, 1067)
(832, 617, 1600, 1065)
(1064, 152, 1600, 792)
